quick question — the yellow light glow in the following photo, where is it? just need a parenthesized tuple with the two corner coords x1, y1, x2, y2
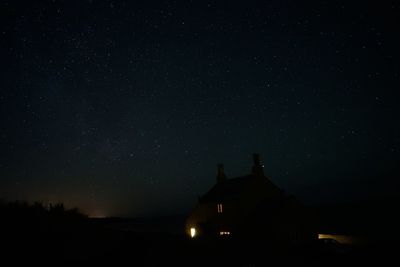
(318, 234, 356, 244)
(219, 231, 230, 235)
(190, 227, 196, 238)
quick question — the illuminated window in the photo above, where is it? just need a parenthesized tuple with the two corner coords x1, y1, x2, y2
(217, 203, 223, 213)
(190, 227, 196, 238)
(219, 231, 230, 236)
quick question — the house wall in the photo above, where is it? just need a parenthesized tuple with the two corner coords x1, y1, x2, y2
(186, 177, 282, 236)
(186, 176, 315, 243)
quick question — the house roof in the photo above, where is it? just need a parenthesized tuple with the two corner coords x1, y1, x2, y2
(199, 174, 282, 203)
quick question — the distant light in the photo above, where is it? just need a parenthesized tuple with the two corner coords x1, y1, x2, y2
(89, 211, 107, 218)
(190, 227, 196, 238)
(219, 231, 230, 236)
(89, 214, 107, 218)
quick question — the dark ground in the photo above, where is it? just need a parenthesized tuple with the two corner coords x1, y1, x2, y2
(1, 198, 399, 266)
(1, 217, 398, 266)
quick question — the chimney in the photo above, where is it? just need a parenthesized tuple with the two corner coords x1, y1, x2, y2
(251, 153, 264, 177)
(216, 163, 227, 183)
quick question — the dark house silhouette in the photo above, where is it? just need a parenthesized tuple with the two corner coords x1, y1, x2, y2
(186, 153, 316, 244)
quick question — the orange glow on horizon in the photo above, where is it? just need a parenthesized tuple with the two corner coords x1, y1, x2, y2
(89, 215, 107, 218)
(88, 210, 108, 218)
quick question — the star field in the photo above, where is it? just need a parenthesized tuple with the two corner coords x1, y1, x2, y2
(1, 1, 399, 217)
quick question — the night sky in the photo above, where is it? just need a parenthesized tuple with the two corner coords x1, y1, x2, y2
(1, 1, 399, 217)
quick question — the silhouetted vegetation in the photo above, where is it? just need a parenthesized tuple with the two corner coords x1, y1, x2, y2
(0, 200, 89, 265)
(0, 200, 86, 231)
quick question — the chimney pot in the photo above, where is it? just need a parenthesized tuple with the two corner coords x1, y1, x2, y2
(252, 153, 264, 177)
(217, 163, 226, 183)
